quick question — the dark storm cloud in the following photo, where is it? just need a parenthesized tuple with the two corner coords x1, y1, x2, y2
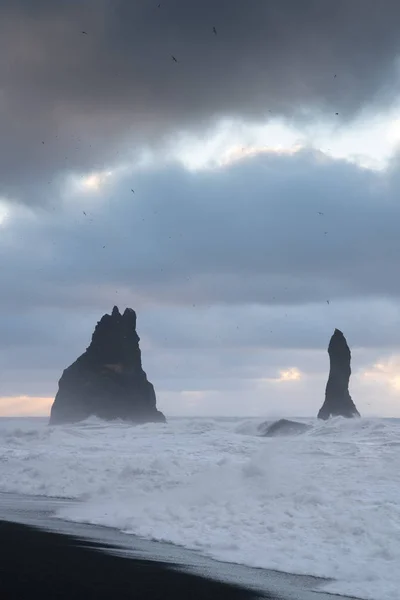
(2, 0, 400, 201)
(2, 149, 400, 311)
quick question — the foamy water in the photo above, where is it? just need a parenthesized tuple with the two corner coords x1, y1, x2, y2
(0, 415, 399, 600)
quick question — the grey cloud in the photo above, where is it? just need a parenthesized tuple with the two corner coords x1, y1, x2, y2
(2, 0, 400, 201)
(2, 150, 400, 403)
(2, 150, 400, 311)
(0, 297, 396, 398)
(0, 332, 390, 416)
(140, 301, 400, 353)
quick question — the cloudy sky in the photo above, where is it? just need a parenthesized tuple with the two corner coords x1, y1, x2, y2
(2, 0, 400, 418)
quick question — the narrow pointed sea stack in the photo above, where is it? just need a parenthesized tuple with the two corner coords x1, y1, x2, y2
(50, 306, 166, 425)
(317, 328, 360, 420)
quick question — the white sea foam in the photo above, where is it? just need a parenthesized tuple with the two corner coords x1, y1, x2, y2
(0, 415, 399, 600)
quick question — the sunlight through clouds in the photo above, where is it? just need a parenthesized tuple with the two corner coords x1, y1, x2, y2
(218, 143, 303, 168)
(167, 118, 304, 171)
(0, 200, 8, 226)
(161, 107, 400, 174)
(277, 367, 302, 382)
(386, 118, 400, 144)
(80, 170, 114, 192)
(362, 357, 400, 391)
(0, 396, 52, 416)
(64, 168, 120, 202)
(57, 105, 400, 198)
(256, 368, 302, 389)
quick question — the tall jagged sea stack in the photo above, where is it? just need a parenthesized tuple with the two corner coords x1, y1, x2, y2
(318, 328, 360, 420)
(50, 306, 165, 425)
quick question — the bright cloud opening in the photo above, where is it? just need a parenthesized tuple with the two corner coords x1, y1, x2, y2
(277, 367, 302, 382)
(362, 357, 400, 391)
(0, 202, 8, 226)
(256, 367, 302, 388)
(0, 396, 53, 417)
(386, 119, 400, 144)
(65, 169, 117, 198)
(218, 143, 303, 168)
(81, 170, 114, 192)
(161, 107, 400, 174)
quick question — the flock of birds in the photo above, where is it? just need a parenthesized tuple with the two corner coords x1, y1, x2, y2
(80, 9, 340, 115)
(81, 14, 218, 65)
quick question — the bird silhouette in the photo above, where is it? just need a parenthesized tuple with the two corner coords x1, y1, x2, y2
(171, 55, 178, 63)
(213, 26, 217, 35)
(81, 31, 87, 35)
(317, 211, 324, 215)
(131, 189, 135, 193)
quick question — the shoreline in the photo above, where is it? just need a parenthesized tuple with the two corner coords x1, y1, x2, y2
(0, 492, 359, 600)
(0, 519, 266, 600)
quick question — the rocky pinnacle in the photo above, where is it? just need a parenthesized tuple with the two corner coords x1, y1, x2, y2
(317, 328, 360, 420)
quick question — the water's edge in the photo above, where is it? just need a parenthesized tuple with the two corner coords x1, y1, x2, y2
(0, 492, 358, 600)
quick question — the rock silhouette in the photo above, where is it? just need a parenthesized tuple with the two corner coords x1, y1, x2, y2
(50, 306, 166, 425)
(258, 419, 310, 437)
(318, 328, 360, 420)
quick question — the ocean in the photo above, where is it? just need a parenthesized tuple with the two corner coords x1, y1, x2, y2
(0, 415, 399, 600)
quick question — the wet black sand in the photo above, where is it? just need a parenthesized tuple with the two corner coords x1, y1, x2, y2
(0, 493, 360, 600)
(0, 519, 270, 600)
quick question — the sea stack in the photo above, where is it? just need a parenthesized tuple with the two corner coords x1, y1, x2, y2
(49, 306, 166, 425)
(317, 328, 360, 420)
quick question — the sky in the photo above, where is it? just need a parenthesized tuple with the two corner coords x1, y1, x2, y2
(2, 0, 400, 418)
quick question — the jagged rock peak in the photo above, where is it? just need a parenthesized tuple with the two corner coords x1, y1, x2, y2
(49, 307, 165, 425)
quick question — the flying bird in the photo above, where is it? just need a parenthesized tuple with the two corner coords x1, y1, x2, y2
(131, 189, 135, 193)
(81, 31, 87, 35)
(335, 112, 339, 115)
(327, 300, 330, 305)
(171, 55, 178, 62)
(83, 211, 87, 216)
(213, 26, 217, 35)
(317, 211, 324, 215)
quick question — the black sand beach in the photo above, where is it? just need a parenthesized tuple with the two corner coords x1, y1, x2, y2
(0, 493, 359, 600)
(0, 519, 268, 600)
